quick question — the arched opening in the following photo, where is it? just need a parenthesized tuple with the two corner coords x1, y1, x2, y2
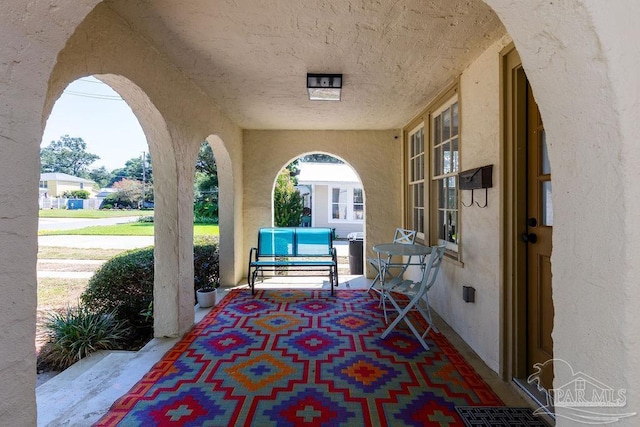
(268, 152, 368, 290)
(37, 75, 155, 383)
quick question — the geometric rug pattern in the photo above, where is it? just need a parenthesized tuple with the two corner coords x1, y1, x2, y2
(96, 290, 503, 426)
(455, 406, 549, 426)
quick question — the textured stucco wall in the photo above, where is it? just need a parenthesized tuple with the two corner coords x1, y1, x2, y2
(46, 4, 245, 339)
(242, 130, 401, 277)
(423, 35, 512, 373)
(485, 0, 640, 422)
(0, 1, 102, 423)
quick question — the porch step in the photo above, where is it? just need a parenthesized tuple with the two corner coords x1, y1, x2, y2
(36, 337, 178, 426)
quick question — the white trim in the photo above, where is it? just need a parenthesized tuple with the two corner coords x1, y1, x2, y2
(327, 184, 364, 223)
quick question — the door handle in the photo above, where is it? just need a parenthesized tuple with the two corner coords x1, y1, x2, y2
(521, 233, 537, 244)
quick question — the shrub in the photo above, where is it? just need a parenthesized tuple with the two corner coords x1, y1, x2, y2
(82, 241, 220, 327)
(82, 247, 155, 328)
(194, 244, 220, 291)
(100, 191, 136, 209)
(137, 215, 154, 223)
(62, 189, 90, 199)
(194, 215, 218, 224)
(39, 305, 130, 370)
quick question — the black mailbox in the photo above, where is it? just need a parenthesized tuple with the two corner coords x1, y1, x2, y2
(458, 165, 493, 190)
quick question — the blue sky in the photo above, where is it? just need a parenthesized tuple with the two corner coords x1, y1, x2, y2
(41, 76, 148, 171)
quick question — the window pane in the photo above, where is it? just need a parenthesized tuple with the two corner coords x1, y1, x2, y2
(438, 179, 445, 209)
(354, 204, 364, 220)
(353, 188, 363, 203)
(442, 107, 451, 141)
(438, 210, 446, 241)
(448, 211, 458, 243)
(447, 177, 457, 209)
(434, 145, 441, 177)
(414, 183, 424, 208)
(452, 102, 459, 136)
(434, 115, 441, 145)
(442, 141, 451, 174)
(541, 130, 551, 175)
(332, 188, 347, 220)
(452, 137, 459, 172)
(542, 181, 553, 226)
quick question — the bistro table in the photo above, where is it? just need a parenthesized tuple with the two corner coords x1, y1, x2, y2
(372, 243, 433, 282)
(372, 243, 433, 320)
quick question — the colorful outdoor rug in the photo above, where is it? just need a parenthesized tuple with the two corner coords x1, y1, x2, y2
(96, 290, 503, 426)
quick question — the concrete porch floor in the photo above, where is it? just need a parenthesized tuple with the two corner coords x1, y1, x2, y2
(36, 275, 532, 426)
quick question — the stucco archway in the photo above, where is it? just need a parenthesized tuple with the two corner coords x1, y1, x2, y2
(272, 152, 366, 239)
(44, 72, 193, 340)
(482, 1, 640, 415)
(204, 135, 238, 285)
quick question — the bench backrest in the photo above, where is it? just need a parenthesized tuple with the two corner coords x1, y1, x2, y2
(257, 227, 334, 257)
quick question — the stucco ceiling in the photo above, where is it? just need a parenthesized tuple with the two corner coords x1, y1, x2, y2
(105, 0, 505, 130)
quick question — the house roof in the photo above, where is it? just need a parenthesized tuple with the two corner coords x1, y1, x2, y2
(40, 172, 95, 184)
(297, 162, 360, 184)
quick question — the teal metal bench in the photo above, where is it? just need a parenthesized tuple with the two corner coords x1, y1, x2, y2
(248, 227, 338, 295)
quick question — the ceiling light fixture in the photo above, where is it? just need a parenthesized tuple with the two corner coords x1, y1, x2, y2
(307, 73, 342, 101)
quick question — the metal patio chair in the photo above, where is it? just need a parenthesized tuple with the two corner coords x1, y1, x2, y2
(367, 228, 417, 292)
(380, 244, 446, 350)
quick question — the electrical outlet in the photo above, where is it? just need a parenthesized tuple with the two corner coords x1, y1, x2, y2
(463, 286, 475, 303)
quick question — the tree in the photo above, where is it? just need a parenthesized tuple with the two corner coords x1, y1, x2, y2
(273, 169, 304, 227)
(195, 143, 218, 181)
(299, 154, 343, 164)
(193, 142, 219, 221)
(109, 153, 152, 186)
(40, 135, 100, 176)
(103, 178, 153, 209)
(88, 166, 112, 189)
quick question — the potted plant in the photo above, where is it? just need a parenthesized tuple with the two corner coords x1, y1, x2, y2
(196, 280, 219, 308)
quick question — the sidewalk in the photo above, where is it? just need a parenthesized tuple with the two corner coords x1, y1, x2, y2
(38, 235, 154, 249)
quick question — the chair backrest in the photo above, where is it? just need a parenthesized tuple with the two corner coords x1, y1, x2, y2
(393, 228, 417, 244)
(420, 244, 446, 293)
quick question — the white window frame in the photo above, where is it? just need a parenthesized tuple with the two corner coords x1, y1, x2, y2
(430, 95, 460, 255)
(407, 124, 426, 241)
(328, 185, 364, 223)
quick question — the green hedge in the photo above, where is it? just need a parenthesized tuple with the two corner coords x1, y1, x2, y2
(81, 242, 220, 330)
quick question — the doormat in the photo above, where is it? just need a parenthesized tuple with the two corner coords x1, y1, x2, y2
(455, 406, 549, 426)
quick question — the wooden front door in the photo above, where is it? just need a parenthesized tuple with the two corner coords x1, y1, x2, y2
(525, 85, 554, 389)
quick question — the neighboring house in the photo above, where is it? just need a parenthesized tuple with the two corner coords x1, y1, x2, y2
(296, 162, 363, 238)
(39, 172, 96, 197)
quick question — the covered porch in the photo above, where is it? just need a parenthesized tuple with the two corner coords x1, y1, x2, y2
(1, 1, 640, 425)
(37, 279, 532, 425)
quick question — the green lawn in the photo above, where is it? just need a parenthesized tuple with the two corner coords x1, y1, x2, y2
(39, 209, 152, 219)
(39, 223, 219, 236)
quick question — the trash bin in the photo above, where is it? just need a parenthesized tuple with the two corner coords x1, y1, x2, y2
(66, 199, 83, 210)
(347, 232, 364, 275)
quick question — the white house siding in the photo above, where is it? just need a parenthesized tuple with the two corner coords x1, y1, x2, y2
(314, 185, 329, 227)
(310, 184, 364, 239)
